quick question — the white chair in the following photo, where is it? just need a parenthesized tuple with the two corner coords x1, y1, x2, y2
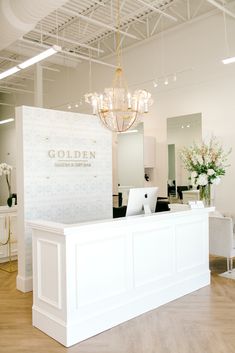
(209, 213, 235, 272)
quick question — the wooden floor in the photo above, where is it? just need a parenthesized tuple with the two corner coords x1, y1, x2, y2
(1, 258, 235, 353)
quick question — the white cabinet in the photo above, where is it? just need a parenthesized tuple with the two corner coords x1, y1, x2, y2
(0, 206, 17, 263)
(144, 136, 156, 168)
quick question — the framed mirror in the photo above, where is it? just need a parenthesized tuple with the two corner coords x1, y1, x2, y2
(112, 123, 144, 207)
(167, 113, 202, 201)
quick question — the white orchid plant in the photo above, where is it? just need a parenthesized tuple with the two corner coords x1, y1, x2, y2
(181, 137, 231, 187)
(0, 163, 12, 196)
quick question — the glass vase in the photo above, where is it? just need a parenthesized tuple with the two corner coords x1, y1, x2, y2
(199, 184, 211, 206)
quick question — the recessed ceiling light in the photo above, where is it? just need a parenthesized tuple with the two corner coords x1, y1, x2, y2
(164, 78, 169, 85)
(68, 105, 71, 109)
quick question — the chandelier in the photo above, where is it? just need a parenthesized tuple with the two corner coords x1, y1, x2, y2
(85, 0, 153, 133)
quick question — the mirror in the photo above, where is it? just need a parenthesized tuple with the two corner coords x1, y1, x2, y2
(167, 113, 202, 200)
(112, 123, 144, 206)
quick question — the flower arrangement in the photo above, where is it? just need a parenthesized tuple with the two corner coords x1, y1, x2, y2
(180, 137, 231, 204)
(0, 163, 13, 206)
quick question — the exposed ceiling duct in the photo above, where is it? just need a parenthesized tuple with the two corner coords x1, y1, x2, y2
(0, 0, 69, 51)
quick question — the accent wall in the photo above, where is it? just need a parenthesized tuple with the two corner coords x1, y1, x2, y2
(16, 105, 112, 292)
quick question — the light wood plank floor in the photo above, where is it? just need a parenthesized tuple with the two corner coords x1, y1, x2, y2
(1, 257, 235, 353)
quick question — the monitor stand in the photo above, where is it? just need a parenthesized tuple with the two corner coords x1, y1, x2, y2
(143, 204, 151, 214)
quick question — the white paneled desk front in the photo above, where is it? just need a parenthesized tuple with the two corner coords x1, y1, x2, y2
(29, 207, 213, 347)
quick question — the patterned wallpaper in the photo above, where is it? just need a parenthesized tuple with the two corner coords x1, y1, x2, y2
(16, 106, 112, 277)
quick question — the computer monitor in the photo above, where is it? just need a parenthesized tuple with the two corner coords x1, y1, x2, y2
(126, 187, 158, 217)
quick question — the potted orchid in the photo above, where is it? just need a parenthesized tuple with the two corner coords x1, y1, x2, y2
(180, 137, 231, 205)
(0, 163, 13, 207)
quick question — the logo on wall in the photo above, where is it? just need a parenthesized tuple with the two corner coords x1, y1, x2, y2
(48, 149, 96, 167)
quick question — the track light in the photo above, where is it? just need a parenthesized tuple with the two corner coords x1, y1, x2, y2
(164, 78, 169, 85)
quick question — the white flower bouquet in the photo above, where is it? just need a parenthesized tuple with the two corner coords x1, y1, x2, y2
(180, 137, 231, 204)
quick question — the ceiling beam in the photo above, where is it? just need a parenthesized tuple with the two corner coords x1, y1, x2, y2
(0, 102, 14, 106)
(0, 54, 60, 72)
(40, 66, 60, 72)
(0, 81, 26, 88)
(0, 91, 11, 94)
(206, 0, 235, 19)
(187, 0, 191, 20)
(135, 0, 178, 22)
(192, 0, 205, 18)
(61, 7, 139, 40)
(20, 38, 117, 68)
(0, 55, 19, 63)
(32, 29, 103, 53)
(0, 86, 34, 94)
(132, 24, 146, 40)
(151, 14, 162, 36)
(168, 6, 187, 21)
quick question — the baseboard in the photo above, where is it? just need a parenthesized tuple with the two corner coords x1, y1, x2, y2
(16, 274, 33, 292)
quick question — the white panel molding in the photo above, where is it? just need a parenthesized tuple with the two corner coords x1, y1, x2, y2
(75, 234, 129, 307)
(37, 239, 62, 309)
(133, 226, 175, 287)
(175, 219, 207, 273)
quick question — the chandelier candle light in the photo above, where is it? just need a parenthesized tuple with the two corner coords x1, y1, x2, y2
(85, 0, 153, 132)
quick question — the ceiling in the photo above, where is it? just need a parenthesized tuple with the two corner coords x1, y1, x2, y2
(0, 0, 235, 96)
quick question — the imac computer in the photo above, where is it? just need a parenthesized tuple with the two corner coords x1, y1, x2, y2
(126, 187, 158, 217)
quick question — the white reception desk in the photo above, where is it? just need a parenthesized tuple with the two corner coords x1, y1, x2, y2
(30, 207, 213, 347)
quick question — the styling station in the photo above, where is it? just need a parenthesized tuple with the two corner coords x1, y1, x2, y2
(30, 207, 213, 347)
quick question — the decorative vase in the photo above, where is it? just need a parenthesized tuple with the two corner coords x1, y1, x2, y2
(199, 184, 211, 206)
(7, 195, 13, 207)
